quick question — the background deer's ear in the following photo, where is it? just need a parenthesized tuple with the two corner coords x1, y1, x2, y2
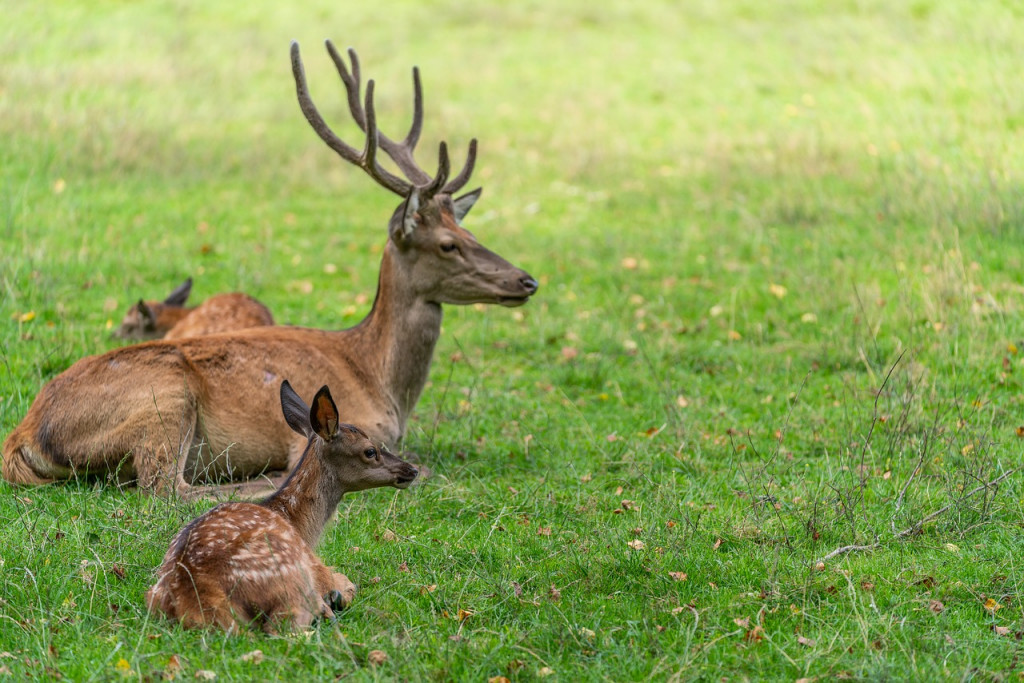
(164, 278, 193, 306)
(452, 187, 482, 224)
(390, 190, 420, 244)
(310, 385, 340, 441)
(279, 380, 312, 438)
(137, 299, 156, 325)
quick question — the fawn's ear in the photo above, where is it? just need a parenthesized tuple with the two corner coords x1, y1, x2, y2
(280, 380, 312, 438)
(136, 299, 156, 325)
(164, 277, 193, 306)
(310, 385, 340, 441)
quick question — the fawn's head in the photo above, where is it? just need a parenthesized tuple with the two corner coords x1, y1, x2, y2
(113, 277, 193, 340)
(280, 380, 419, 491)
(290, 41, 539, 308)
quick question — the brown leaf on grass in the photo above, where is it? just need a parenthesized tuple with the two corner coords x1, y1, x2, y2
(398, 562, 409, 573)
(795, 678, 817, 683)
(712, 538, 722, 551)
(668, 572, 687, 582)
(928, 600, 945, 613)
(627, 540, 645, 550)
(860, 580, 874, 592)
(621, 499, 636, 511)
(381, 529, 398, 542)
(512, 582, 523, 598)
(1016, 426, 1024, 438)
(537, 526, 552, 537)
(561, 346, 579, 361)
(488, 677, 511, 683)
(458, 609, 474, 622)
(666, 520, 677, 529)
(367, 650, 388, 666)
(914, 576, 936, 589)
(994, 625, 1011, 637)
(984, 598, 1003, 613)
(631, 527, 643, 536)
(110, 564, 126, 581)
(797, 635, 816, 647)
(733, 617, 750, 628)
(419, 584, 438, 595)
(744, 625, 765, 643)
(548, 585, 562, 601)
(507, 660, 525, 672)
(239, 650, 263, 664)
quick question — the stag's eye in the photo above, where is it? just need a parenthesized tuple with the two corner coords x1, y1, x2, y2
(364, 447, 378, 459)
(439, 242, 459, 254)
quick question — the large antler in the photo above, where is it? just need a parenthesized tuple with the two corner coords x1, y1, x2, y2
(290, 40, 477, 199)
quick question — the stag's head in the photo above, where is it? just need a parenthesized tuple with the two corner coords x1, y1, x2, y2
(280, 380, 419, 491)
(290, 41, 538, 308)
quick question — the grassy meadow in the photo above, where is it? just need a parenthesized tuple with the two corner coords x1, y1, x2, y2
(2, 0, 1024, 679)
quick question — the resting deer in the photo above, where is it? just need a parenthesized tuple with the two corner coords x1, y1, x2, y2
(113, 277, 274, 341)
(2, 41, 537, 497)
(146, 380, 418, 632)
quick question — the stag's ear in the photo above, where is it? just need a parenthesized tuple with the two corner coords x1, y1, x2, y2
(280, 380, 312, 438)
(391, 190, 420, 244)
(452, 187, 482, 224)
(137, 299, 156, 325)
(164, 278, 193, 306)
(310, 385, 340, 441)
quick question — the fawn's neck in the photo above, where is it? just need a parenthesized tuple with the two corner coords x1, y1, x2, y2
(262, 446, 344, 547)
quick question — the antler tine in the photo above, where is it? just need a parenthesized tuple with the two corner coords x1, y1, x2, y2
(441, 138, 478, 195)
(324, 41, 365, 130)
(420, 142, 451, 199)
(361, 80, 413, 195)
(404, 66, 423, 150)
(291, 41, 362, 166)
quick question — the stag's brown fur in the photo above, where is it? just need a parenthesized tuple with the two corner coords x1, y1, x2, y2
(146, 382, 417, 632)
(1, 42, 536, 497)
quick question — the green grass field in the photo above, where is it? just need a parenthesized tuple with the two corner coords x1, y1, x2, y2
(3, 0, 1024, 679)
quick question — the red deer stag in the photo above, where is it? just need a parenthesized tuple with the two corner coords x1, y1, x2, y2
(146, 380, 418, 632)
(1, 41, 537, 497)
(113, 277, 274, 341)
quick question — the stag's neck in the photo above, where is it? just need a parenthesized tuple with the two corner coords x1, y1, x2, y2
(355, 244, 442, 427)
(262, 446, 344, 547)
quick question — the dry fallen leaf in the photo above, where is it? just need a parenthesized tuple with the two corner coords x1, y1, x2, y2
(240, 650, 263, 664)
(537, 526, 552, 537)
(419, 584, 438, 595)
(548, 585, 562, 601)
(712, 538, 722, 551)
(621, 499, 636, 511)
(458, 608, 474, 622)
(367, 650, 388, 666)
(744, 625, 765, 643)
(194, 671, 217, 681)
(984, 598, 1003, 613)
(381, 529, 398, 542)
(860, 581, 874, 592)
(561, 346, 579, 361)
(398, 562, 409, 573)
(165, 655, 183, 678)
(488, 677, 511, 683)
(733, 617, 750, 628)
(537, 667, 555, 677)
(627, 539, 645, 551)
(994, 625, 1011, 636)
(929, 600, 945, 613)
(668, 571, 687, 582)
(797, 635, 816, 647)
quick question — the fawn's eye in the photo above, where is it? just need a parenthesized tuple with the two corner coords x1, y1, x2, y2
(364, 447, 378, 459)
(440, 242, 459, 254)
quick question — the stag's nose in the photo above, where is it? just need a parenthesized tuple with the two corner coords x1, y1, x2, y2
(520, 275, 539, 294)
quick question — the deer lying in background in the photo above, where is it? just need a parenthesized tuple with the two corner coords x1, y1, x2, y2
(2, 41, 537, 497)
(146, 381, 418, 632)
(113, 277, 274, 341)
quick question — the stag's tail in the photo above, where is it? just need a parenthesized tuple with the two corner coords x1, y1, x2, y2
(1, 432, 57, 485)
